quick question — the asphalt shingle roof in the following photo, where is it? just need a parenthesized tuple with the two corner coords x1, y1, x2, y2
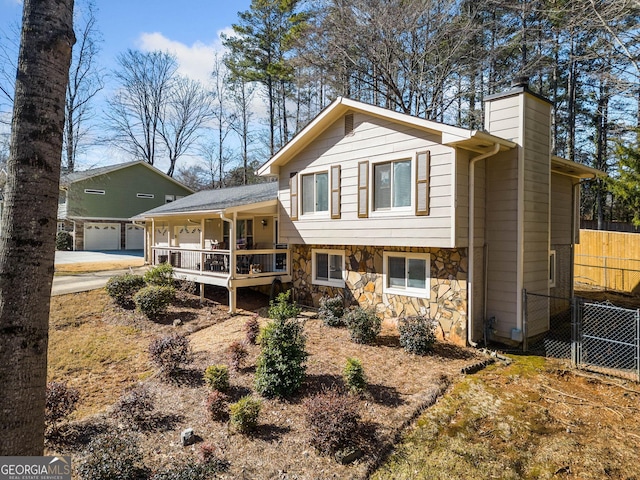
(136, 182, 278, 217)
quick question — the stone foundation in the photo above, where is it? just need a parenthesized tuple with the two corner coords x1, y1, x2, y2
(291, 244, 468, 346)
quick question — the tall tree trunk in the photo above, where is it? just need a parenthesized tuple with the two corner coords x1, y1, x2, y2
(0, 0, 74, 456)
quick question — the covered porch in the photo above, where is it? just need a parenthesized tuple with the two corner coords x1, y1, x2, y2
(135, 183, 290, 312)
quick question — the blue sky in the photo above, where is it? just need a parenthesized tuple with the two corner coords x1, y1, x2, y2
(1, 0, 252, 83)
(0, 0, 254, 169)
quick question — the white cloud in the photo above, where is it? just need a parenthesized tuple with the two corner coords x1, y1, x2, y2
(137, 31, 227, 84)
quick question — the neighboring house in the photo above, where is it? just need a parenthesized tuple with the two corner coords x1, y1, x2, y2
(59, 161, 193, 251)
(139, 80, 600, 347)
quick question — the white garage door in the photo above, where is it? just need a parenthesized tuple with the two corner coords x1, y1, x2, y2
(125, 224, 144, 250)
(84, 223, 120, 250)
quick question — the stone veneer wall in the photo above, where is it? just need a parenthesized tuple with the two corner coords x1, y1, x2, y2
(291, 244, 468, 345)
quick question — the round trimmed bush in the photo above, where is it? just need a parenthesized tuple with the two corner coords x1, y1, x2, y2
(319, 296, 345, 327)
(143, 262, 174, 287)
(149, 334, 192, 378)
(229, 395, 261, 433)
(304, 388, 361, 455)
(203, 364, 229, 392)
(111, 384, 154, 427)
(399, 315, 437, 355)
(205, 390, 229, 421)
(344, 307, 381, 344)
(77, 433, 142, 480)
(45, 381, 79, 428)
(343, 357, 367, 394)
(105, 273, 145, 307)
(133, 285, 175, 318)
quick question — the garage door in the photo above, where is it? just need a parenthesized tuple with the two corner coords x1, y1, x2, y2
(125, 224, 144, 250)
(84, 223, 120, 250)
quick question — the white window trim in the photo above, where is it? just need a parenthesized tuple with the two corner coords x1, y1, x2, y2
(84, 189, 105, 195)
(137, 193, 155, 199)
(300, 169, 330, 218)
(549, 250, 557, 288)
(370, 154, 415, 217)
(165, 194, 175, 203)
(311, 248, 345, 288)
(383, 251, 431, 299)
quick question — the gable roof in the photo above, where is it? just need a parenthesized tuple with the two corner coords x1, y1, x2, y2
(60, 160, 194, 192)
(134, 182, 278, 218)
(258, 97, 516, 175)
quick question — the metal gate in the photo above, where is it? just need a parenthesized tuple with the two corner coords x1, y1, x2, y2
(574, 301, 640, 381)
(524, 291, 640, 382)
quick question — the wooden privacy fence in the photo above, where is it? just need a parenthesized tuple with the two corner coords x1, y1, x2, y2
(574, 230, 640, 295)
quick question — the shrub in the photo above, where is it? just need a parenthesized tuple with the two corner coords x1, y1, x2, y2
(267, 290, 301, 321)
(45, 381, 79, 428)
(344, 307, 381, 344)
(203, 364, 229, 392)
(255, 318, 308, 398)
(149, 334, 192, 378)
(229, 395, 261, 433)
(55, 231, 73, 251)
(204, 390, 229, 421)
(399, 315, 437, 355)
(243, 315, 260, 345)
(134, 285, 175, 318)
(105, 273, 145, 307)
(343, 358, 367, 394)
(197, 443, 227, 469)
(227, 341, 248, 371)
(144, 262, 174, 287)
(112, 384, 154, 427)
(319, 295, 345, 327)
(77, 433, 142, 480)
(304, 388, 361, 455)
(150, 462, 228, 480)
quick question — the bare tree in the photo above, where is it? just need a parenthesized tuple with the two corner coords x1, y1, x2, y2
(159, 76, 213, 177)
(228, 74, 256, 185)
(64, 0, 104, 172)
(0, 0, 74, 455)
(210, 53, 234, 187)
(0, 23, 19, 127)
(105, 49, 178, 167)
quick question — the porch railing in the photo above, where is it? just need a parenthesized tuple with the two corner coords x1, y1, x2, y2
(151, 246, 289, 278)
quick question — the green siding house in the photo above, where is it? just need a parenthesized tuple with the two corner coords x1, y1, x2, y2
(58, 161, 193, 250)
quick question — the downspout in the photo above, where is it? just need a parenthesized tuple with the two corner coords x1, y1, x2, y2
(468, 142, 501, 347)
(220, 211, 235, 313)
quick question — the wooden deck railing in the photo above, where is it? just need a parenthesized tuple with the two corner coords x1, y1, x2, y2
(151, 246, 289, 279)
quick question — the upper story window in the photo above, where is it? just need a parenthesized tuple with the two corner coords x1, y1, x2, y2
(137, 193, 154, 199)
(358, 151, 430, 218)
(373, 159, 411, 211)
(312, 249, 345, 287)
(302, 172, 328, 215)
(383, 251, 431, 299)
(165, 194, 175, 203)
(84, 189, 105, 195)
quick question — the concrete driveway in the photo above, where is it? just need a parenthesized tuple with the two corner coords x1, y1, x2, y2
(55, 250, 144, 264)
(52, 250, 146, 296)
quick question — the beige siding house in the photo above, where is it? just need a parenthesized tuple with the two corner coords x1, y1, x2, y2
(139, 81, 599, 347)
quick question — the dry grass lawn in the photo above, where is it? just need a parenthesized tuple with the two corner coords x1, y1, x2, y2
(46, 282, 640, 479)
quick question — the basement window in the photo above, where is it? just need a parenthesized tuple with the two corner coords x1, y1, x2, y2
(549, 250, 557, 288)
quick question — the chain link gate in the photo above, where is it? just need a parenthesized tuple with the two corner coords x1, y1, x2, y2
(574, 301, 640, 381)
(524, 290, 640, 382)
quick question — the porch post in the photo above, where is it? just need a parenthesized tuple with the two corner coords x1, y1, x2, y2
(151, 219, 155, 264)
(200, 282, 205, 303)
(229, 285, 236, 314)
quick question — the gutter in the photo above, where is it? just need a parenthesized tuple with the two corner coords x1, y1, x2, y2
(468, 143, 502, 347)
(220, 211, 235, 312)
